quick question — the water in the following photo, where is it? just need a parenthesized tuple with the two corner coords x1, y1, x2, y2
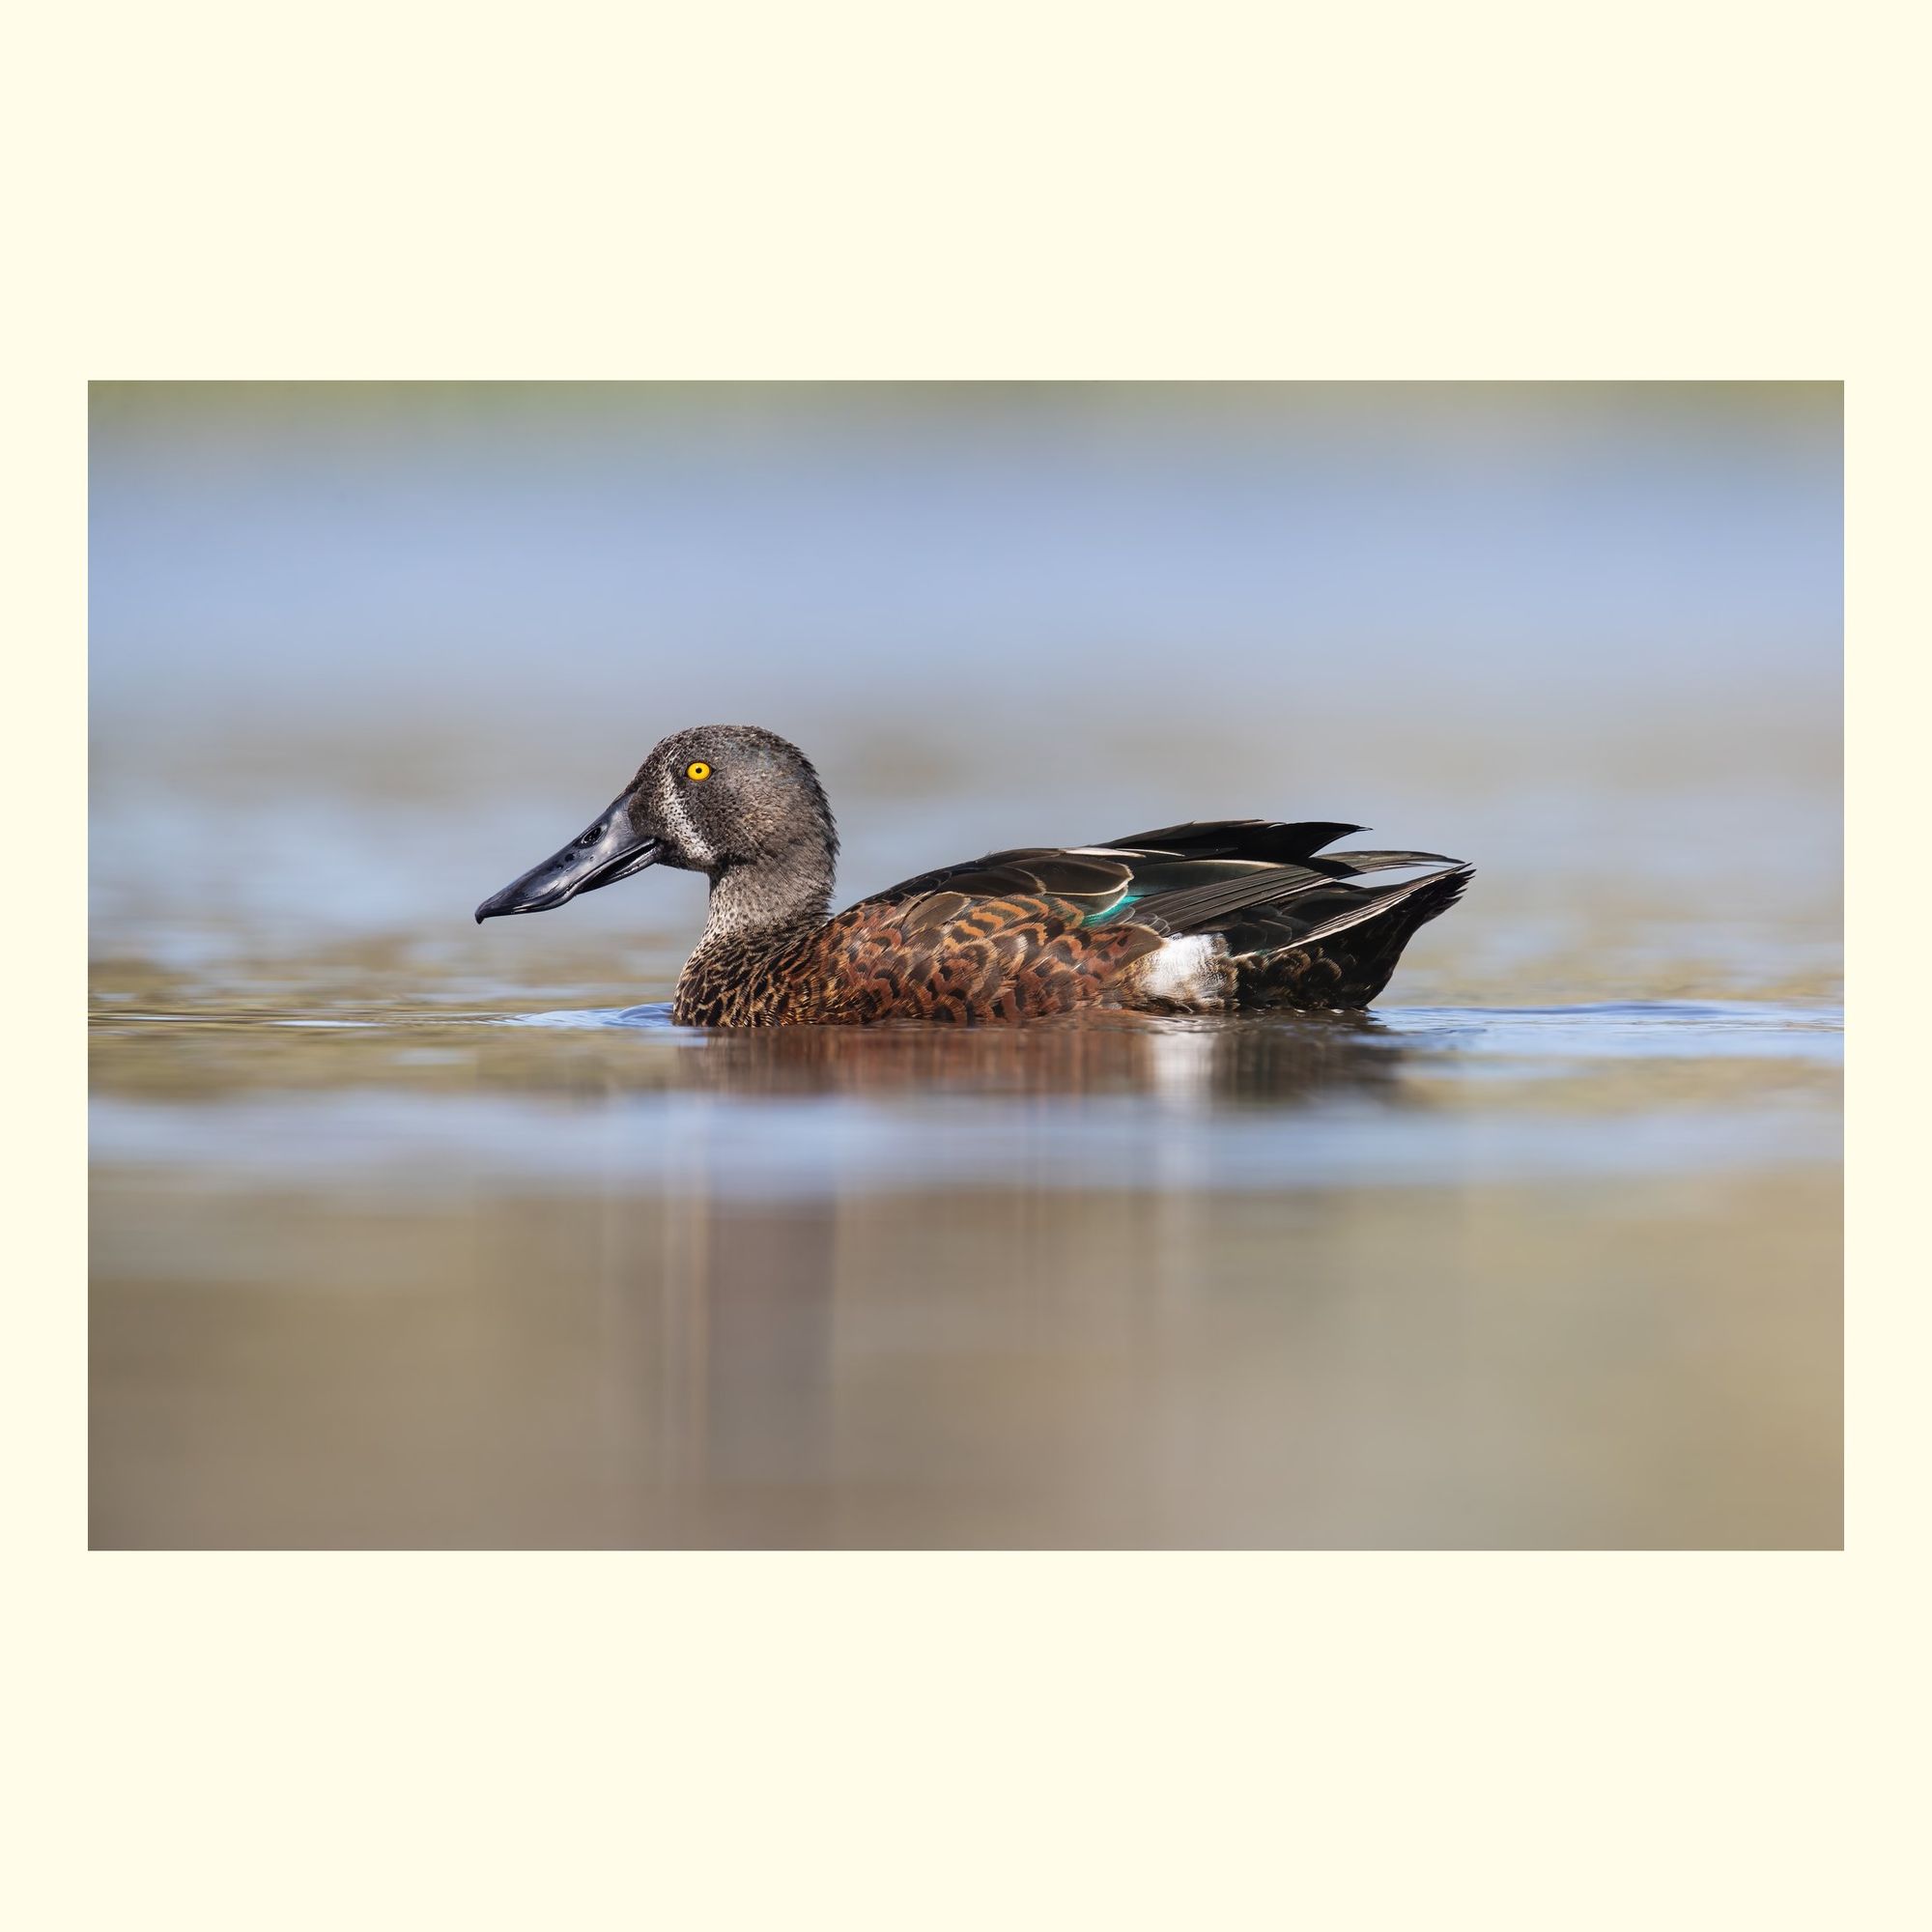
(88, 384, 1841, 1548)
(91, 960, 1840, 1548)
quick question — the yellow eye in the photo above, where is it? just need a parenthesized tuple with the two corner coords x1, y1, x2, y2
(685, 761, 712, 782)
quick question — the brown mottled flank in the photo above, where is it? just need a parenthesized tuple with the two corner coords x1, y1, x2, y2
(476, 724, 1473, 1028)
(674, 893, 1165, 1027)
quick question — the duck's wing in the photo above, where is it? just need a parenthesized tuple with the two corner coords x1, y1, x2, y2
(843, 820, 1470, 1014)
(860, 821, 1462, 945)
(856, 822, 1357, 917)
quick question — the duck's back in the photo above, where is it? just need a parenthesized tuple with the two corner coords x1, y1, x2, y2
(672, 821, 1470, 1026)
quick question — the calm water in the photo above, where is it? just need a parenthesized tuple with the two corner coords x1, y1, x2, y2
(89, 785, 1840, 1548)
(88, 386, 1841, 1547)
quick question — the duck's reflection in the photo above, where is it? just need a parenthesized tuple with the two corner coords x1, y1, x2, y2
(675, 1009, 1404, 1105)
(610, 1014, 1411, 1541)
(613, 1190, 839, 1537)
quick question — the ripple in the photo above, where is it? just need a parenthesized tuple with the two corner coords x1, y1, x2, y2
(500, 1003, 678, 1030)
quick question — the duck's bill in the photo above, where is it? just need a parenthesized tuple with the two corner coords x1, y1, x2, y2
(474, 798, 662, 922)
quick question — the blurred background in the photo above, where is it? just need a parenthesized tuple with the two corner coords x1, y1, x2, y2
(89, 383, 1841, 1548)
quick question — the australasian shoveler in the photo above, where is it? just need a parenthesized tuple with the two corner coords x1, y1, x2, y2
(475, 725, 1472, 1026)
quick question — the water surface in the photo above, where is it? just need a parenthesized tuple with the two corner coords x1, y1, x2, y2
(91, 970, 1840, 1548)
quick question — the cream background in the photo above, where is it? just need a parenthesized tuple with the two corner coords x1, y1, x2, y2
(14, 2, 1911, 1925)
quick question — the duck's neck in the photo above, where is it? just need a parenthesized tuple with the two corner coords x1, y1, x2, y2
(695, 847, 834, 955)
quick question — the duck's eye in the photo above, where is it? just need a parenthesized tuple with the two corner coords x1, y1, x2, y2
(685, 761, 712, 782)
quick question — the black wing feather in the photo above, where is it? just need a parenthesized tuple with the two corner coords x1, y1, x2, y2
(1104, 820, 1364, 865)
(855, 818, 1470, 1002)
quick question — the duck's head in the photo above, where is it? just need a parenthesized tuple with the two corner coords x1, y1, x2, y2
(474, 725, 837, 923)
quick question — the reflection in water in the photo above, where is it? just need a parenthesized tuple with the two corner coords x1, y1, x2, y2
(87, 1000, 1839, 1549)
(574, 1015, 1413, 1545)
(677, 1009, 1405, 1105)
(86, 1003, 1408, 1108)
(684, 1202, 836, 1497)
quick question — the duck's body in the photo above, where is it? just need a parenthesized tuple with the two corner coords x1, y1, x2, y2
(476, 726, 1471, 1027)
(668, 821, 1471, 1026)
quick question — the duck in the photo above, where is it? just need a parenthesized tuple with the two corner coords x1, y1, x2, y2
(474, 725, 1472, 1027)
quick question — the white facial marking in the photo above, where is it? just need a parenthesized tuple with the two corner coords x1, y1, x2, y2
(657, 763, 715, 867)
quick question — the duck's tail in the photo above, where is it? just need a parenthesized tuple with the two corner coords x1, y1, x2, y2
(1228, 861, 1474, 1009)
